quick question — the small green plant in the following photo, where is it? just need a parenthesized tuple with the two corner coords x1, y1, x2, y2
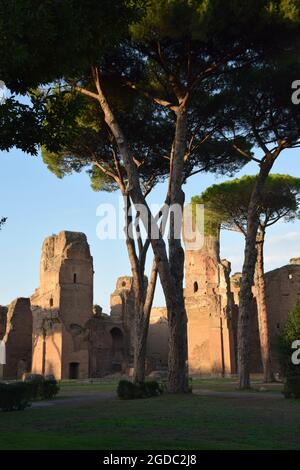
(117, 380, 163, 400)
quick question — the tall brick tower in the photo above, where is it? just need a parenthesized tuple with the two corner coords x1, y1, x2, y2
(31, 231, 93, 379)
(184, 212, 237, 375)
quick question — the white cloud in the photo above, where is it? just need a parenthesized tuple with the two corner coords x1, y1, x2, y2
(268, 231, 300, 244)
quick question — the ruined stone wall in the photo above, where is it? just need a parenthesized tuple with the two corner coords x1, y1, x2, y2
(0, 306, 7, 340)
(229, 259, 300, 374)
(265, 259, 300, 370)
(87, 312, 127, 376)
(110, 276, 136, 365)
(30, 231, 130, 379)
(31, 306, 63, 378)
(147, 308, 168, 371)
(31, 231, 93, 380)
(184, 225, 237, 376)
(110, 279, 169, 374)
(2, 298, 32, 379)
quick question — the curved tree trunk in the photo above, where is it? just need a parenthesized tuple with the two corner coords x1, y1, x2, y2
(123, 194, 159, 384)
(133, 259, 158, 383)
(94, 68, 189, 392)
(238, 162, 273, 389)
(255, 231, 273, 383)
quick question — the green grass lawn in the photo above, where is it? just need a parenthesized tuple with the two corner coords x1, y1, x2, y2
(191, 375, 284, 393)
(57, 375, 284, 396)
(0, 379, 299, 450)
(58, 379, 118, 395)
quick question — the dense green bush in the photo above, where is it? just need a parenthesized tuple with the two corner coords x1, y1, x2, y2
(283, 376, 300, 399)
(24, 374, 60, 400)
(278, 300, 300, 399)
(117, 380, 163, 400)
(24, 374, 45, 400)
(141, 381, 163, 397)
(0, 376, 60, 411)
(117, 380, 140, 400)
(0, 382, 33, 411)
(41, 379, 60, 399)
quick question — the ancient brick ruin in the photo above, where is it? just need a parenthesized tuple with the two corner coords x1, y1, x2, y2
(184, 227, 237, 375)
(29, 231, 132, 380)
(1, 298, 32, 379)
(0, 229, 299, 380)
(0, 306, 7, 340)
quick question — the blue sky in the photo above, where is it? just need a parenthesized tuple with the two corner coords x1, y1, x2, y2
(0, 146, 300, 312)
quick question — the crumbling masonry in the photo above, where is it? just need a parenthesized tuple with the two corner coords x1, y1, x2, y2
(0, 230, 299, 380)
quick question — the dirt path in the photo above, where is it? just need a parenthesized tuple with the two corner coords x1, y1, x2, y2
(32, 391, 116, 408)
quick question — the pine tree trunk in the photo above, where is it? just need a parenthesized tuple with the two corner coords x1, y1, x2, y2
(238, 163, 273, 389)
(167, 284, 189, 392)
(255, 231, 273, 383)
(167, 106, 189, 393)
(133, 312, 148, 383)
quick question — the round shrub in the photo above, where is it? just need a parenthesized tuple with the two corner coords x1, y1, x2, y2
(41, 379, 60, 399)
(23, 374, 45, 400)
(117, 380, 163, 400)
(142, 381, 163, 397)
(23, 374, 60, 400)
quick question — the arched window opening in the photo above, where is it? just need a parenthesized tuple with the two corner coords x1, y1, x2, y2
(73, 273, 77, 284)
(193, 281, 199, 293)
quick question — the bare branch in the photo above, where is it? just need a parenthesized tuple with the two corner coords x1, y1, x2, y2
(74, 84, 99, 101)
(125, 80, 177, 110)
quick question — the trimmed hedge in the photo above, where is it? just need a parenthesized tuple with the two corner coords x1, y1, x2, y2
(24, 374, 45, 400)
(0, 376, 60, 412)
(24, 375, 60, 400)
(0, 382, 32, 411)
(41, 379, 60, 399)
(117, 380, 163, 400)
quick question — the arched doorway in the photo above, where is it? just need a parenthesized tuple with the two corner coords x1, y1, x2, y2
(110, 327, 124, 372)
